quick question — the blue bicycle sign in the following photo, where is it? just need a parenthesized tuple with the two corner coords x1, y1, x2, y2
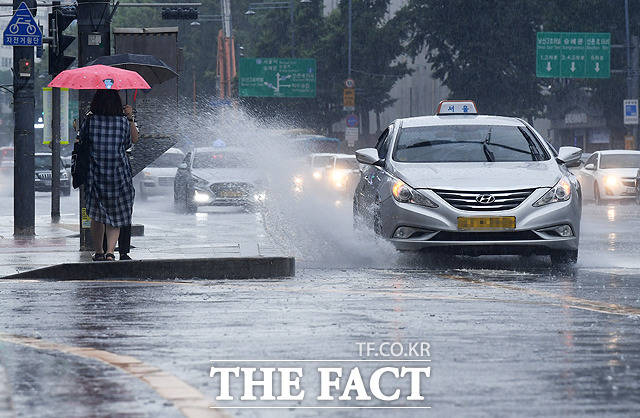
(3, 2, 43, 46)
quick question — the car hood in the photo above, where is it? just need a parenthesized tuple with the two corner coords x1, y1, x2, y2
(192, 168, 263, 185)
(596, 168, 639, 178)
(392, 160, 561, 191)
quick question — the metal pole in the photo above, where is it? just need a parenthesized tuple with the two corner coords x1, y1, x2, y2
(633, 35, 639, 149)
(192, 65, 196, 113)
(77, 0, 111, 251)
(290, 0, 294, 57)
(347, 0, 352, 78)
(13, 0, 36, 237)
(51, 87, 60, 223)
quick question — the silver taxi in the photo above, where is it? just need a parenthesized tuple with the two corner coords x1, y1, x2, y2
(353, 101, 583, 265)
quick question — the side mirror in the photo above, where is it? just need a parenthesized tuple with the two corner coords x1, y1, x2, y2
(178, 162, 188, 169)
(355, 148, 383, 166)
(584, 163, 596, 171)
(557, 146, 582, 167)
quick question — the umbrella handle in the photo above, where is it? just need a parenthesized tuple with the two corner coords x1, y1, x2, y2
(134, 89, 138, 103)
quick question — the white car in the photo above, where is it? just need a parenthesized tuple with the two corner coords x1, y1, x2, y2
(134, 148, 185, 200)
(576, 150, 640, 204)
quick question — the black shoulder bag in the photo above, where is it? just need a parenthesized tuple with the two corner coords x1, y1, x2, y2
(71, 115, 91, 189)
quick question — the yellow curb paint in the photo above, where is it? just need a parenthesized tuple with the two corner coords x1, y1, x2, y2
(0, 333, 227, 418)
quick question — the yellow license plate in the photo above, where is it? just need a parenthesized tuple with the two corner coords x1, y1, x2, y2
(457, 216, 516, 231)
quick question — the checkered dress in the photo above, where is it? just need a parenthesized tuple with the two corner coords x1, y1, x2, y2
(82, 115, 134, 227)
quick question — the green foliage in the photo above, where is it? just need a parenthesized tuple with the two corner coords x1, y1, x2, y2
(240, 0, 410, 132)
(396, 0, 544, 120)
(396, 0, 640, 130)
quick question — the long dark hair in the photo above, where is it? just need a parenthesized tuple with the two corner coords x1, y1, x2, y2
(90, 90, 123, 116)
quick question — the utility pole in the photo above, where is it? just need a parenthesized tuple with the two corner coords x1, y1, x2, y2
(77, 0, 111, 250)
(13, 0, 37, 237)
(49, 0, 61, 223)
(347, 0, 352, 78)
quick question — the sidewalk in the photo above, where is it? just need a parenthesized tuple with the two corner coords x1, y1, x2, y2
(0, 200, 288, 278)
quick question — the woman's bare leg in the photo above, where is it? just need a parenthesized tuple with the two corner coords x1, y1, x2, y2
(90, 220, 105, 254)
(105, 225, 120, 255)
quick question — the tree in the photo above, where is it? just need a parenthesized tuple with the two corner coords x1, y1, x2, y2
(239, 0, 410, 134)
(395, 0, 545, 120)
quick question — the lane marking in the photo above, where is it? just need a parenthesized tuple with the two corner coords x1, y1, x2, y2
(0, 333, 227, 418)
(438, 274, 640, 317)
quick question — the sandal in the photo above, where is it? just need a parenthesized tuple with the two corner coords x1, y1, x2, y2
(92, 253, 106, 262)
(105, 253, 116, 261)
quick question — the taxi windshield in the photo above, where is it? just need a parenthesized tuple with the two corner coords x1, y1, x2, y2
(393, 125, 549, 163)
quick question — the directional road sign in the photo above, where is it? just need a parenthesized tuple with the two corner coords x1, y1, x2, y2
(536, 32, 610, 78)
(3, 2, 43, 46)
(239, 58, 316, 98)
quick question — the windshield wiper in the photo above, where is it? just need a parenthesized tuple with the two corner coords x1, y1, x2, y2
(482, 128, 495, 162)
(518, 127, 543, 161)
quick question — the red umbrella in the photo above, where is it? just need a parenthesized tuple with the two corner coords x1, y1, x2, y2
(48, 64, 151, 90)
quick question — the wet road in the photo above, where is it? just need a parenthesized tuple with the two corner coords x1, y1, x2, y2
(1, 184, 640, 416)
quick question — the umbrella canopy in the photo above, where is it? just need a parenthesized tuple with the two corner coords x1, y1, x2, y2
(86, 54, 177, 87)
(48, 64, 151, 90)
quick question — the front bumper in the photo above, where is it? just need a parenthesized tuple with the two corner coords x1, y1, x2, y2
(381, 188, 580, 254)
(192, 188, 265, 207)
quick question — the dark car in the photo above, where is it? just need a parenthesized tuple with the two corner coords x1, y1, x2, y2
(35, 153, 71, 195)
(174, 147, 266, 213)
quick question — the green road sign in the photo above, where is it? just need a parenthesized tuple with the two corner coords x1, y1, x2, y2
(239, 58, 316, 98)
(536, 32, 610, 78)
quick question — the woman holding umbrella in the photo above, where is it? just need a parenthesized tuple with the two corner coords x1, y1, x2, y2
(82, 90, 139, 261)
(49, 64, 150, 261)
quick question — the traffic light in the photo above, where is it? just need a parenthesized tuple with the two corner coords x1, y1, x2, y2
(48, 5, 77, 75)
(161, 7, 198, 20)
(18, 58, 32, 78)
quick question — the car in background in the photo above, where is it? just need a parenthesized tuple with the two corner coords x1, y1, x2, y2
(576, 150, 640, 205)
(327, 154, 360, 197)
(353, 100, 583, 265)
(0, 146, 14, 174)
(134, 148, 185, 200)
(34, 152, 71, 195)
(174, 147, 266, 213)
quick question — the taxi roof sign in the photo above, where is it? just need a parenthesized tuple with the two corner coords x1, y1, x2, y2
(436, 100, 478, 115)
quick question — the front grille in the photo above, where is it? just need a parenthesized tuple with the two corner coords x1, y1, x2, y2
(158, 177, 173, 187)
(210, 182, 252, 198)
(433, 188, 535, 211)
(38, 172, 52, 179)
(433, 231, 540, 241)
(621, 178, 636, 188)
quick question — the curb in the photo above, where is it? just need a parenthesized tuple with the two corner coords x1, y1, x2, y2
(1, 256, 295, 281)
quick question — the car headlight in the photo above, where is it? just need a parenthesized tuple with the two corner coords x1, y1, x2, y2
(312, 170, 322, 180)
(391, 179, 438, 208)
(604, 175, 619, 188)
(293, 175, 303, 186)
(194, 190, 212, 203)
(533, 176, 572, 207)
(60, 171, 68, 180)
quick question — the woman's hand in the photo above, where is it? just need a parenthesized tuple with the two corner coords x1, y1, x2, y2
(123, 105, 134, 119)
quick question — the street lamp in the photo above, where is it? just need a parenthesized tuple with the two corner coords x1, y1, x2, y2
(245, 0, 311, 57)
